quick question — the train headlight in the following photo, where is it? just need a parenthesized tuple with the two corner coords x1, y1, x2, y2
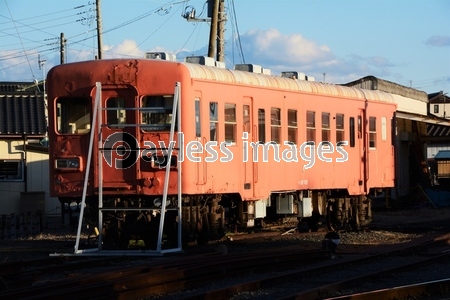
(55, 157, 82, 171)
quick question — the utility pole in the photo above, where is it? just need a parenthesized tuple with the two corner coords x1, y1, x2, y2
(96, 0, 103, 59)
(216, 0, 225, 62)
(60, 33, 66, 64)
(207, 0, 219, 59)
(183, 0, 225, 61)
(38, 54, 46, 97)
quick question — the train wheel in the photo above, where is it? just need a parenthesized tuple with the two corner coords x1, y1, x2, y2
(307, 214, 320, 232)
(325, 203, 337, 232)
(349, 202, 361, 231)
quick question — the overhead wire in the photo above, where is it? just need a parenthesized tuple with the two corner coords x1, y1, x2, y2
(0, 2, 91, 73)
(176, 0, 209, 58)
(124, 3, 184, 56)
(229, 0, 245, 63)
(3, 0, 36, 79)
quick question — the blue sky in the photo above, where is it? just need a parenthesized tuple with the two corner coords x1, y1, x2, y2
(1, 0, 449, 95)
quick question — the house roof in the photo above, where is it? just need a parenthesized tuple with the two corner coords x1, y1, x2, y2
(429, 91, 450, 104)
(434, 150, 450, 161)
(0, 93, 46, 136)
(342, 75, 429, 103)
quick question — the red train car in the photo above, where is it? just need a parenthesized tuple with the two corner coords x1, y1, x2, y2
(46, 55, 396, 251)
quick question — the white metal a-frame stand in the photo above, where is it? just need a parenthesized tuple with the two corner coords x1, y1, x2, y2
(51, 82, 182, 256)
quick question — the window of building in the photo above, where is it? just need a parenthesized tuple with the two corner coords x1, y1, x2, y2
(322, 112, 330, 142)
(210, 102, 218, 141)
(287, 109, 297, 144)
(258, 109, 265, 143)
(0, 159, 24, 181)
(141, 95, 176, 132)
(369, 116, 376, 148)
(271, 108, 281, 143)
(306, 111, 316, 143)
(336, 113, 344, 143)
(434, 105, 439, 114)
(195, 99, 200, 138)
(224, 103, 236, 143)
(56, 96, 91, 134)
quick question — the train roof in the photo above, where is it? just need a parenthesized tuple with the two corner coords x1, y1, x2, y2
(181, 61, 396, 104)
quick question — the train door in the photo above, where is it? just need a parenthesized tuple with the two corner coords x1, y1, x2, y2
(195, 97, 206, 185)
(242, 98, 254, 198)
(252, 107, 269, 199)
(358, 109, 368, 193)
(98, 87, 138, 190)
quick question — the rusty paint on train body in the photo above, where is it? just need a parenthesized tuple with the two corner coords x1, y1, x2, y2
(46, 58, 396, 202)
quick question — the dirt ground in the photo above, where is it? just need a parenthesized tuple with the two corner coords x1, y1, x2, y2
(371, 205, 450, 227)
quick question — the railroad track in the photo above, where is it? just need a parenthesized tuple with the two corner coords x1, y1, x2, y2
(325, 278, 450, 300)
(1, 231, 449, 300)
(177, 232, 450, 300)
(0, 246, 330, 300)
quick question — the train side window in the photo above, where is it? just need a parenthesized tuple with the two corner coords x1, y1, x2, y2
(195, 99, 200, 138)
(210, 102, 218, 141)
(336, 113, 344, 143)
(224, 103, 236, 143)
(287, 109, 297, 144)
(306, 111, 315, 143)
(357, 115, 362, 139)
(369, 116, 376, 149)
(141, 95, 176, 132)
(107, 97, 126, 129)
(349, 117, 355, 147)
(271, 108, 281, 144)
(381, 116, 387, 141)
(243, 105, 250, 133)
(56, 96, 91, 134)
(321, 112, 330, 142)
(258, 109, 266, 143)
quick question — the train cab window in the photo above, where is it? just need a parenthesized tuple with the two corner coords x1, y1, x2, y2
(287, 109, 297, 144)
(141, 95, 177, 132)
(210, 102, 218, 141)
(195, 99, 201, 138)
(321, 112, 330, 142)
(243, 105, 250, 134)
(106, 97, 126, 129)
(369, 116, 376, 149)
(306, 111, 316, 143)
(258, 109, 266, 143)
(271, 108, 281, 144)
(349, 117, 355, 147)
(381, 116, 387, 141)
(224, 103, 236, 143)
(336, 113, 345, 143)
(56, 96, 91, 134)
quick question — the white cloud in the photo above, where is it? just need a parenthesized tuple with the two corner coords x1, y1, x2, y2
(241, 29, 333, 65)
(103, 39, 145, 58)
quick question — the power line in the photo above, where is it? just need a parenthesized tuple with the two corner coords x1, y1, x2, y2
(4, 0, 35, 79)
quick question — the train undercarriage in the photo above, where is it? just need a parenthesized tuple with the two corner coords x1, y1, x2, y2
(62, 190, 376, 251)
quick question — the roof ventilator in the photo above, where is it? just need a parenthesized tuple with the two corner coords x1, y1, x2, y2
(185, 56, 216, 67)
(234, 64, 271, 75)
(281, 71, 315, 81)
(145, 52, 177, 61)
